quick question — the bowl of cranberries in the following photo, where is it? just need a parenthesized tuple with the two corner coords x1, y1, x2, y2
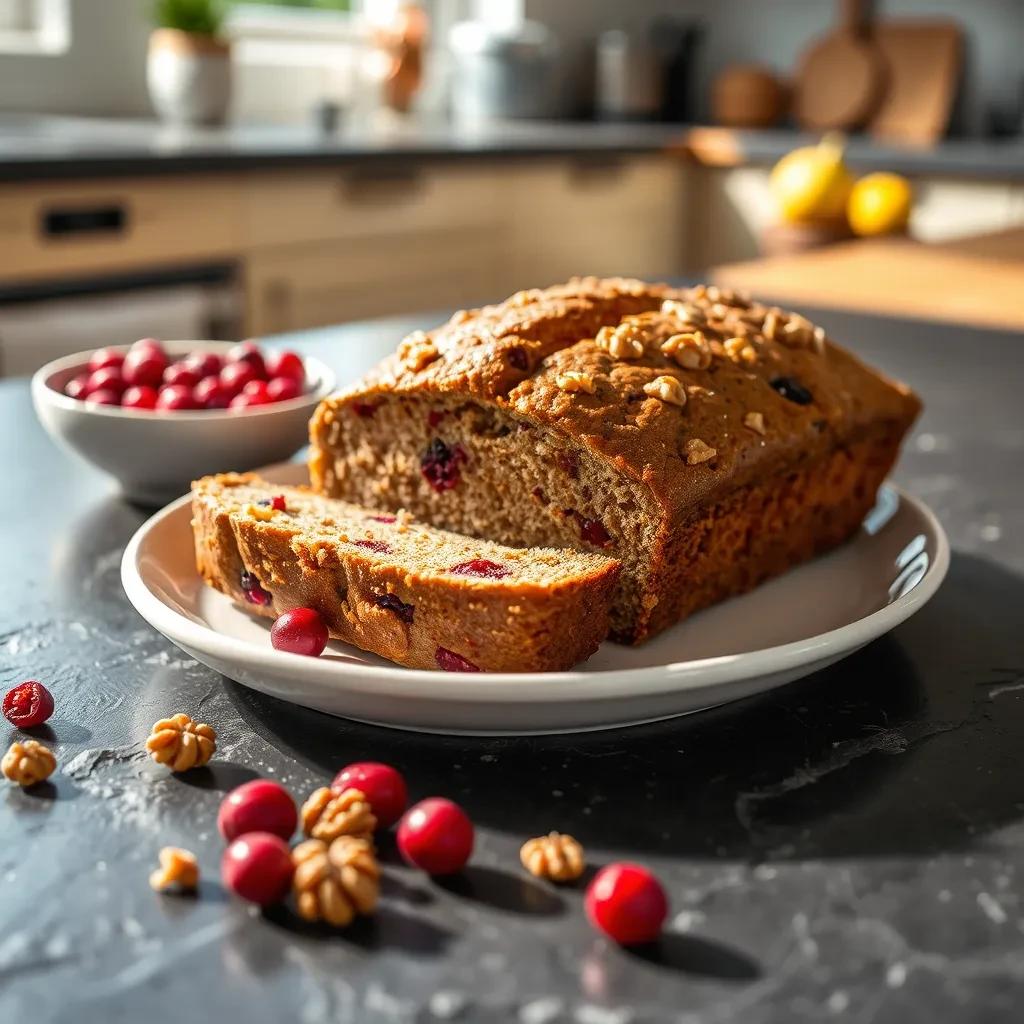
(32, 338, 335, 505)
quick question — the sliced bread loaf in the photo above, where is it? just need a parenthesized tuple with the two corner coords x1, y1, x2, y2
(192, 473, 620, 673)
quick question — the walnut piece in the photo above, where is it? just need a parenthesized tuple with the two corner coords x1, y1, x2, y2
(661, 331, 711, 370)
(399, 331, 440, 372)
(149, 846, 199, 892)
(685, 438, 717, 465)
(146, 713, 216, 772)
(2, 739, 56, 787)
(556, 370, 596, 394)
(744, 411, 767, 435)
(292, 835, 381, 927)
(520, 832, 586, 882)
(643, 375, 687, 407)
(301, 786, 377, 842)
(596, 322, 645, 360)
(245, 503, 277, 521)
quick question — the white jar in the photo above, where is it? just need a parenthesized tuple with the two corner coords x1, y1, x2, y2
(147, 29, 232, 126)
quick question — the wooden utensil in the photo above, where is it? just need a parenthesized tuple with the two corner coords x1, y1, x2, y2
(711, 65, 788, 128)
(868, 20, 962, 146)
(794, 0, 886, 132)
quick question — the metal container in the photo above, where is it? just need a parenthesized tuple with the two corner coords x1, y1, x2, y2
(595, 29, 662, 121)
(448, 19, 561, 123)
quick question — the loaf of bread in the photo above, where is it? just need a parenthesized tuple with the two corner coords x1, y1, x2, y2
(192, 473, 620, 672)
(309, 278, 921, 644)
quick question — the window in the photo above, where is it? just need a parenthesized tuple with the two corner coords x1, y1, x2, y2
(0, 0, 68, 54)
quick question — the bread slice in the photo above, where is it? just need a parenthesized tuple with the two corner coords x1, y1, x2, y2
(192, 473, 620, 673)
(309, 278, 921, 643)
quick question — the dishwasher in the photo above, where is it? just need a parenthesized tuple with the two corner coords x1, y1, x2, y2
(0, 264, 241, 378)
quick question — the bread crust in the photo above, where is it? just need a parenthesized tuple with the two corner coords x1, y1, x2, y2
(309, 279, 921, 643)
(192, 474, 620, 672)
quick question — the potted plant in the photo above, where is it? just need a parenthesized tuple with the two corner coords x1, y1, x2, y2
(148, 0, 232, 126)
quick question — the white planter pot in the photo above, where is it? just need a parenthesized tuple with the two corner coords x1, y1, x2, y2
(147, 29, 232, 126)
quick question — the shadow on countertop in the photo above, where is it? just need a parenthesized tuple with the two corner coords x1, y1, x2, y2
(228, 552, 1024, 863)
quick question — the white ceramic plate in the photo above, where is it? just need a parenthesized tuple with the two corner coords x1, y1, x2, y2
(121, 463, 948, 735)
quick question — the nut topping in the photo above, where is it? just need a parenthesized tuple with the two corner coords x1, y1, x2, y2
(661, 331, 711, 370)
(556, 370, 596, 394)
(520, 832, 586, 882)
(146, 713, 216, 772)
(149, 846, 200, 892)
(301, 786, 377, 842)
(292, 836, 380, 927)
(398, 332, 440, 372)
(643, 375, 687, 407)
(596, 323, 646, 360)
(2, 739, 56, 787)
(685, 438, 717, 465)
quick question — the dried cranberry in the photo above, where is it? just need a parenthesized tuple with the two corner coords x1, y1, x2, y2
(86, 389, 122, 408)
(354, 539, 391, 554)
(270, 495, 287, 511)
(332, 762, 408, 828)
(183, 351, 223, 379)
(352, 401, 381, 418)
(87, 366, 125, 397)
(373, 593, 414, 623)
(770, 376, 814, 405)
(449, 559, 511, 579)
(421, 439, 467, 492)
(240, 570, 272, 606)
(65, 374, 91, 400)
(369, 514, 396, 524)
(556, 452, 579, 479)
(220, 361, 258, 397)
(427, 410, 446, 428)
(271, 607, 328, 657)
(155, 384, 196, 411)
(122, 385, 158, 410)
(122, 349, 167, 388)
(162, 362, 201, 389)
(194, 376, 231, 409)
(508, 347, 529, 371)
(3, 681, 54, 729)
(266, 376, 301, 403)
(88, 347, 124, 373)
(579, 517, 612, 547)
(435, 647, 480, 672)
(265, 350, 305, 384)
(225, 341, 267, 380)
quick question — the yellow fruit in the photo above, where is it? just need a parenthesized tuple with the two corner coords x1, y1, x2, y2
(770, 135, 853, 224)
(848, 172, 913, 237)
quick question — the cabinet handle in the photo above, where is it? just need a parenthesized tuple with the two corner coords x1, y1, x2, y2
(40, 203, 129, 239)
(339, 167, 426, 204)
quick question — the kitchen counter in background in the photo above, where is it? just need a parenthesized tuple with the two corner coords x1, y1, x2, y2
(2, 304, 1023, 1023)
(1, 114, 1023, 182)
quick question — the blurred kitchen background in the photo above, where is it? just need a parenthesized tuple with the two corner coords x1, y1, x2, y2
(1, 0, 1023, 375)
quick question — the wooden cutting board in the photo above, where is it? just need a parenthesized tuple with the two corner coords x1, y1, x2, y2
(793, 0, 886, 131)
(868, 19, 963, 145)
(711, 228, 1024, 332)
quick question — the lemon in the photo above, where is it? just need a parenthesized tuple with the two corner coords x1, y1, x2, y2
(769, 134, 853, 224)
(848, 172, 913, 236)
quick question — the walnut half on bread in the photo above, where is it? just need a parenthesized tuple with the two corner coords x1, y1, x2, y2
(308, 278, 921, 644)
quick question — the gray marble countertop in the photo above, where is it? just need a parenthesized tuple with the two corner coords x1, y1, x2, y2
(2, 303, 1023, 1022)
(0, 113, 1022, 182)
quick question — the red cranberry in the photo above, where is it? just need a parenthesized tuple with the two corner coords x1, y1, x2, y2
(352, 401, 381, 418)
(184, 351, 223, 379)
(194, 376, 231, 409)
(86, 366, 125, 397)
(163, 362, 201, 389)
(156, 384, 196, 411)
(270, 607, 328, 657)
(449, 559, 511, 579)
(65, 374, 91, 400)
(421, 439, 467, 493)
(221, 832, 294, 906)
(332, 762, 408, 829)
(354, 539, 391, 554)
(435, 647, 480, 672)
(427, 410, 446, 428)
(218, 780, 298, 842)
(86, 388, 122, 407)
(585, 863, 668, 945)
(2, 680, 54, 729)
(369, 514, 396, 524)
(220, 361, 258, 397)
(241, 379, 270, 402)
(122, 349, 167, 388)
(266, 376, 301, 403)
(88, 347, 124, 373)
(270, 495, 287, 512)
(508, 346, 529, 371)
(130, 337, 165, 358)
(372, 592, 414, 623)
(122, 385, 158, 410)
(265, 350, 305, 383)
(580, 517, 612, 547)
(397, 798, 474, 875)
(229, 393, 267, 411)
(226, 341, 267, 380)
(240, 570, 272, 606)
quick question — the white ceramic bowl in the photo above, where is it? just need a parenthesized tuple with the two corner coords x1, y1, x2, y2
(31, 342, 335, 505)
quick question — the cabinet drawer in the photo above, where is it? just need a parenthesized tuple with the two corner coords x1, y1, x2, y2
(0, 177, 242, 282)
(243, 163, 505, 249)
(244, 227, 505, 335)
